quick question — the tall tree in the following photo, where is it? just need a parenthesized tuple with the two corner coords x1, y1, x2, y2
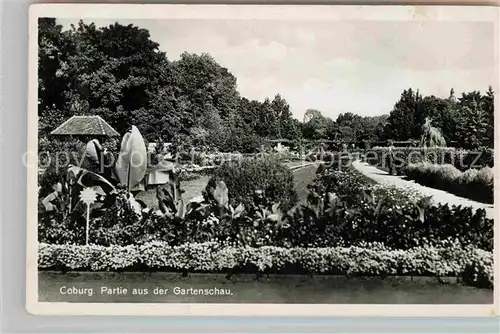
(173, 52, 241, 121)
(60, 21, 168, 134)
(383, 88, 420, 141)
(38, 18, 74, 136)
(301, 109, 335, 140)
(481, 86, 494, 148)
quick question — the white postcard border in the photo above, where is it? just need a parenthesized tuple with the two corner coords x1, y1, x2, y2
(26, 3, 500, 317)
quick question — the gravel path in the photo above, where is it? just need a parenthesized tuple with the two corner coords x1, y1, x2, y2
(352, 160, 494, 219)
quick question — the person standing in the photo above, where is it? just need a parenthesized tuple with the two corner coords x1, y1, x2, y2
(387, 140, 395, 175)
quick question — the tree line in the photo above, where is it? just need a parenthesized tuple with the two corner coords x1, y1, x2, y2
(382, 87, 494, 149)
(39, 19, 494, 152)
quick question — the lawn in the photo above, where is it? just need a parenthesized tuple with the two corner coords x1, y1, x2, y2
(38, 271, 493, 304)
(291, 163, 318, 204)
(135, 161, 317, 209)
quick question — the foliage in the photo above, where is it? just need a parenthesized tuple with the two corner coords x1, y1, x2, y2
(404, 163, 494, 204)
(115, 125, 148, 191)
(366, 147, 493, 172)
(39, 19, 493, 150)
(38, 20, 299, 152)
(38, 241, 493, 289)
(207, 156, 298, 212)
(38, 19, 168, 136)
(39, 163, 493, 252)
(38, 164, 122, 244)
(308, 167, 493, 251)
(301, 109, 338, 140)
(38, 137, 88, 172)
(38, 124, 158, 242)
(382, 87, 494, 149)
(419, 117, 446, 147)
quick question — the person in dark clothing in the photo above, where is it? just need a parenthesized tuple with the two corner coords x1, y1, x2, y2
(387, 140, 396, 175)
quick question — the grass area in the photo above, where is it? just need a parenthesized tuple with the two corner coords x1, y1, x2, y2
(39, 271, 493, 304)
(291, 164, 318, 204)
(136, 160, 315, 209)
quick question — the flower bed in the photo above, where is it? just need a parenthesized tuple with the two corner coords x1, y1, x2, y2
(305, 167, 493, 251)
(38, 241, 493, 289)
(38, 164, 494, 251)
(365, 147, 493, 172)
(404, 163, 494, 204)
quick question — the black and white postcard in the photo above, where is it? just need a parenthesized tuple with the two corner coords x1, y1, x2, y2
(27, 3, 498, 316)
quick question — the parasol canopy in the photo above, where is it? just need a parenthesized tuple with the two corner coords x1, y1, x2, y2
(50, 115, 120, 137)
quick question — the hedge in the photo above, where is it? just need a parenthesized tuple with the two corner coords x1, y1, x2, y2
(38, 241, 493, 289)
(365, 147, 493, 172)
(208, 155, 298, 211)
(404, 163, 494, 204)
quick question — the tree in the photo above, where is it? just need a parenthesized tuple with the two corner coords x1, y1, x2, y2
(454, 105, 490, 149)
(38, 18, 75, 136)
(382, 86, 493, 148)
(270, 94, 301, 140)
(413, 96, 455, 143)
(253, 98, 278, 138)
(383, 88, 420, 141)
(301, 109, 336, 140)
(173, 52, 241, 122)
(481, 86, 494, 148)
(54, 21, 169, 135)
(364, 115, 389, 142)
(336, 112, 365, 142)
(449, 88, 493, 149)
(303, 109, 322, 123)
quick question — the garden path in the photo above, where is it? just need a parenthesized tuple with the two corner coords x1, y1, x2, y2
(352, 160, 495, 219)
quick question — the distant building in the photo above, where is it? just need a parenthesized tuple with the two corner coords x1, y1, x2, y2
(449, 88, 457, 103)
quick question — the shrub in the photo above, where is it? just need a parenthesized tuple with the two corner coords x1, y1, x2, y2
(38, 164, 494, 251)
(101, 138, 120, 153)
(38, 241, 493, 289)
(367, 147, 493, 172)
(476, 166, 494, 185)
(38, 137, 87, 172)
(404, 163, 494, 204)
(310, 167, 493, 251)
(208, 156, 298, 211)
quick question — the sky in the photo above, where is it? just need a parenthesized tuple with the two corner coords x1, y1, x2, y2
(56, 18, 495, 121)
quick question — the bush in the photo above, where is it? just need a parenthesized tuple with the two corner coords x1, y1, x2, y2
(404, 163, 494, 204)
(38, 163, 493, 251)
(367, 147, 493, 172)
(310, 167, 493, 251)
(476, 166, 494, 185)
(38, 137, 87, 171)
(208, 156, 298, 211)
(38, 241, 493, 289)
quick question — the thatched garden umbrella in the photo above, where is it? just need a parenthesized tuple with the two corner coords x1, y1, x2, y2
(50, 115, 120, 138)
